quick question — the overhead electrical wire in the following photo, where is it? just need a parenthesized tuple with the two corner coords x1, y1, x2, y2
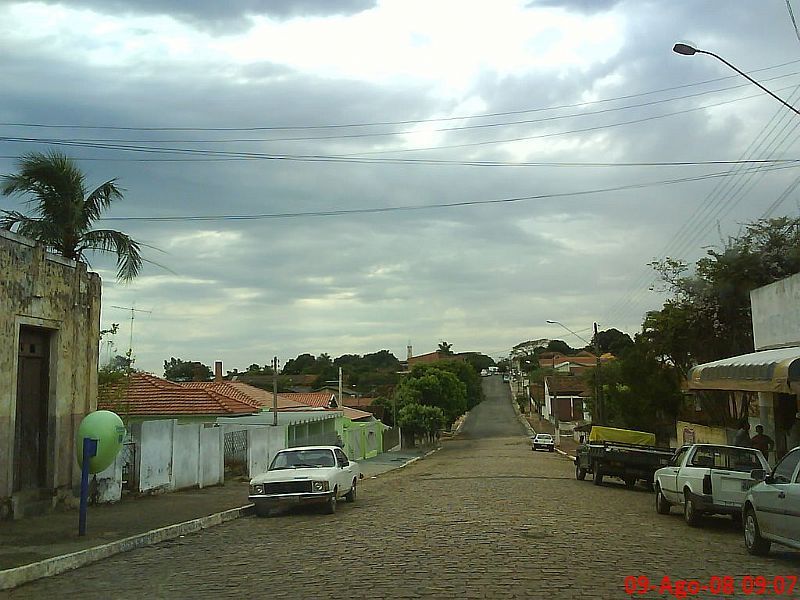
(5, 84, 800, 162)
(6, 72, 800, 145)
(3, 58, 800, 132)
(94, 163, 800, 223)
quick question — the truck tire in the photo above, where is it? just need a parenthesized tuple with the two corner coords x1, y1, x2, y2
(683, 490, 701, 527)
(624, 475, 637, 489)
(593, 467, 604, 486)
(575, 464, 587, 480)
(655, 485, 670, 515)
(345, 479, 357, 503)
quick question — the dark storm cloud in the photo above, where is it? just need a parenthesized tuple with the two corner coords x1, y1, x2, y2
(25, 0, 377, 32)
(527, 0, 622, 14)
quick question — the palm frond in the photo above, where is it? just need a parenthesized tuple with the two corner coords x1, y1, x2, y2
(84, 179, 124, 222)
(78, 229, 143, 283)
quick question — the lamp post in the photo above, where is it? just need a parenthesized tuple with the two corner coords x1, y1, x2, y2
(545, 320, 604, 426)
(672, 43, 800, 117)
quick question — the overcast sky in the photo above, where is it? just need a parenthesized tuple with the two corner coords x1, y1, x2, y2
(3, 0, 800, 374)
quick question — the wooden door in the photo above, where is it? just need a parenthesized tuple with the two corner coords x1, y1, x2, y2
(14, 327, 50, 492)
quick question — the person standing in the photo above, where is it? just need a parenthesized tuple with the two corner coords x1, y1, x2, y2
(733, 421, 751, 447)
(749, 424, 774, 462)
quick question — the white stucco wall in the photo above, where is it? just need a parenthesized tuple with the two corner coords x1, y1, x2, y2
(200, 426, 223, 487)
(94, 449, 123, 503)
(138, 420, 174, 492)
(173, 423, 200, 490)
(751, 273, 800, 351)
(246, 425, 287, 477)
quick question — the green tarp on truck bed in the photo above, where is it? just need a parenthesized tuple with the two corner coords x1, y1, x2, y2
(588, 426, 656, 446)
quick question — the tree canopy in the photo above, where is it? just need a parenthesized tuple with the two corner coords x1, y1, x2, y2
(1, 150, 145, 282)
(394, 364, 467, 426)
(163, 357, 212, 382)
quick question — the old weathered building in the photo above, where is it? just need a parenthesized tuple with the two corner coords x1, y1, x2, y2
(0, 229, 101, 518)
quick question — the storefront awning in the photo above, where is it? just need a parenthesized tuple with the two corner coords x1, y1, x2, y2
(688, 346, 800, 393)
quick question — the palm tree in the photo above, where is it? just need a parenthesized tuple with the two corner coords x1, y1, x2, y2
(1, 150, 143, 282)
(438, 341, 454, 355)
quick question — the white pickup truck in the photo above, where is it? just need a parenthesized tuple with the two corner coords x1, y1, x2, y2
(653, 443, 769, 527)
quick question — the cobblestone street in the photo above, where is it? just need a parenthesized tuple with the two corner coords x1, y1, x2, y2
(5, 378, 799, 599)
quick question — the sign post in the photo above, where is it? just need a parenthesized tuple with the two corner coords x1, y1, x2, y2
(78, 437, 98, 536)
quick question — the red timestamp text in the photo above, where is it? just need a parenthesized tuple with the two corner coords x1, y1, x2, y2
(624, 575, 798, 598)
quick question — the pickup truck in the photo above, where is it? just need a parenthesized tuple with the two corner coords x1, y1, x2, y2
(653, 443, 769, 527)
(575, 426, 674, 489)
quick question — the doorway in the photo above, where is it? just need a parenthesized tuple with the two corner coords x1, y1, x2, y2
(14, 326, 51, 492)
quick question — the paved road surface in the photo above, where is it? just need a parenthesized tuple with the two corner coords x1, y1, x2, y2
(7, 375, 798, 599)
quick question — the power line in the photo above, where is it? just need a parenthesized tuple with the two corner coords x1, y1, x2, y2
(7, 72, 800, 145)
(5, 84, 798, 161)
(788, 0, 800, 44)
(92, 163, 800, 223)
(4, 58, 800, 132)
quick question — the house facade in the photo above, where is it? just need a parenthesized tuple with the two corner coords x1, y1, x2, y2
(687, 272, 800, 464)
(0, 230, 101, 519)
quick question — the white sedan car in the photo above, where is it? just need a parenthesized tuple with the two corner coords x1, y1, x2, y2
(531, 433, 555, 452)
(742, 445, 800, 555)
(249, 446, 361, 517)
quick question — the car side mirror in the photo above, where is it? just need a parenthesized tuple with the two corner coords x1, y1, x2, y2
(749, 468, 766, 481)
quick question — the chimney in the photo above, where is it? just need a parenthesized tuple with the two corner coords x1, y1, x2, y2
(407, 345, 413, 361)
(214, 361, 223, 382)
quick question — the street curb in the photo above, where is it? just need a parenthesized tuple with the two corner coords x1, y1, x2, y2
(0, 503, 254, 591)
(510, 393, 535, 436)
(395, 446, 442, 470)
(556, 448, 576, 461)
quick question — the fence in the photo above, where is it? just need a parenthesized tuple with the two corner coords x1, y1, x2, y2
(224, 429, 249, 475)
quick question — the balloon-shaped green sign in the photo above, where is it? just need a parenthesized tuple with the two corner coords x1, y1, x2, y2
(76, 410, 126, 473)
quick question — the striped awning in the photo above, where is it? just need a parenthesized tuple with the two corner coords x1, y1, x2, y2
(687, 346, 800, 393)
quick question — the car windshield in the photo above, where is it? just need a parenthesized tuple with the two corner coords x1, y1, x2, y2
(269, 449, 336, 470)
(536, 435, 552, 440)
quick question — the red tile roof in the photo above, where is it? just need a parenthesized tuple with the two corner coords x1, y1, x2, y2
(98, 373, 259, 417)
(341, 407, 374, 421)
(277, 392, 337, 408)
(341, 397, 376, 408)
(184, 381, 308, 410)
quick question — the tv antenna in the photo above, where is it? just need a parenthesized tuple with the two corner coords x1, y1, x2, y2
(108, 305, 153, 355)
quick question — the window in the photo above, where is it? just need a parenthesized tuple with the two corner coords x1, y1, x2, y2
(335, 449, 349, 467)
(671, 447, 689, 467)
(772, 449, 800, 484)
(688, 446, 760, 472)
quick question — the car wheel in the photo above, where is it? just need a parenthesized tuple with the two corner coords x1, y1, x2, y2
(744, 507, 771, 556)
(345, 479, 357, 503)
(548, 447, 554, 452)
(254, 504, 272, 518)
(624, 476, 637, 489)
(655, 485, 670, 515)
(576, 465, 587, 481)
(684, 490, 701, 527)
(593, 468, 603, 486)
(324, 489, 337, 514)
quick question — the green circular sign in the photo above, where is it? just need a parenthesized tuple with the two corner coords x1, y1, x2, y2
(76, 410, 126, 473)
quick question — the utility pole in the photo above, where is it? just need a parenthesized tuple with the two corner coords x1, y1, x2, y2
(338, 367, 343, 408)
(272, 356, 279, 426)
(594, 322, 603, 426)
(109, 305, 152, 359)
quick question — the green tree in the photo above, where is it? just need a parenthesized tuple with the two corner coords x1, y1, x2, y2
(394, 365, 466, 425)
(647, 217, 800, 372)
(1, 150, 144, 282)
(397, 403, 444, 446)
(437, 341, 454, 355)
(546, 339, 579, 355)
(282, 353, 317, 374)
(594, 328, 634, 356)
(461, 352, 496, 374)
(432, 359, 484, 410)
(163, 357, 212, 382)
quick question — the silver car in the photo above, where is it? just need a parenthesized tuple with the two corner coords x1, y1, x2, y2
(531, 433, 555, 452)
(742, 446, 800, 555)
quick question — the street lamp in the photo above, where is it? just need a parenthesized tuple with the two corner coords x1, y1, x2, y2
(672, 43, 800, 118)
(546, 320, 604, 426)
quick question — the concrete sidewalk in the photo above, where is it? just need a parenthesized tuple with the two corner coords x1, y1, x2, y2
(0, 448, 434, 591)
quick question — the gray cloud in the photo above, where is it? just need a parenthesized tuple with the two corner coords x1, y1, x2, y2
(527, 0, 623, 14)
(22, 0, 377, 33)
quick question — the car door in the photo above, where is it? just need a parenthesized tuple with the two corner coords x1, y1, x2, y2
(786, 459, 800, 544)
(753, 448, 800, 540)
(335, 448, 354, 494)
(660, 447, 689, 503)
(676, 446, 710, 503)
